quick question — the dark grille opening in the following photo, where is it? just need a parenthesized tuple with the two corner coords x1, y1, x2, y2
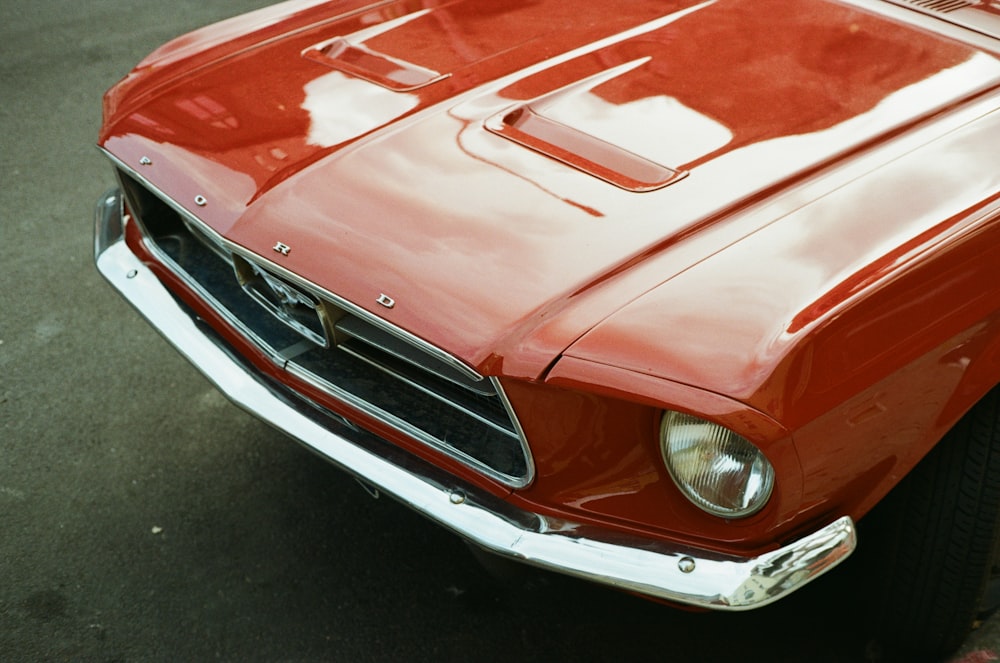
(116, 169, 531, 485)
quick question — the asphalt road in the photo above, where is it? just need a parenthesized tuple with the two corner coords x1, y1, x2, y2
(3, 2, 1000, 661)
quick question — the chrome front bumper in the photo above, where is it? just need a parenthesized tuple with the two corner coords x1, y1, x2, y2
(94, 188, 857, 611)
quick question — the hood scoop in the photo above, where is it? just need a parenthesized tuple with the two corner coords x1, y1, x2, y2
(484, 59, 688, 193)
(303, 9, 450, 92)
(884, 0, 1000, 39)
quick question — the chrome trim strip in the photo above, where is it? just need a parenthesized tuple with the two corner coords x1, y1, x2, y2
(334, 316, 495, 396)
(285, 358, 531, 488)
(112, 167, 293, 368)
(227, 245, 488, 383)
(104, 147, 486, 386)
(491, 376, 536, 485)
(103, 178, 534, 486)
(95, 190, 856, 610)
(335, 342, 516, 437)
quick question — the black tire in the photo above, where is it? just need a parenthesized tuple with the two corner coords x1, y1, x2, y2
(861, 387, 1000, 660)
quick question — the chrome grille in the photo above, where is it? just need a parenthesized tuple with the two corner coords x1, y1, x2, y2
(115, 167, 532, 487)
(883, 0, 1000, 38)
(902, 0, 974, 12)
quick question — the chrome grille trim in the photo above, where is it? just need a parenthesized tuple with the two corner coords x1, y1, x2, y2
(336, 338, 519, 436)
(905, 0, 974, 11)
(105, 150, 483, 385)
(287, 363, 529, 486)
(881, 0, 1000, 39)
(333, 315, 495, 396)
(105, 150, 534, 487)
(96, 185, 857, 610)
(223, 245, 488, 383)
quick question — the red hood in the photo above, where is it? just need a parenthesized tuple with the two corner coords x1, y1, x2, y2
(100, 0, 1000, 379)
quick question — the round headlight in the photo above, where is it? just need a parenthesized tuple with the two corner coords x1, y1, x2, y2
(660, 411, 774, 518)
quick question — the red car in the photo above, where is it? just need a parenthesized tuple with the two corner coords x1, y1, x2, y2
(94, 0, 1000, 657)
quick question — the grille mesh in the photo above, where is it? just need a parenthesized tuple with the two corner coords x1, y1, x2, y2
(116, 169, 532, 486)
(903, 0, 974, 12)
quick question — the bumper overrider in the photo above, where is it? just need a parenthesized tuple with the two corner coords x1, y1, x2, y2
(94, 187, 856, 611)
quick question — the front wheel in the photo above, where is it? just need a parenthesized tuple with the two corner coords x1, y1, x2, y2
(861, 387, 1000, 660)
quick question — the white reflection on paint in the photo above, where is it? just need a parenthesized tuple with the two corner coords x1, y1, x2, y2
(709, 51, 1000, 183)
(543, 92, 733, 166)
(302, 71, 419, 148)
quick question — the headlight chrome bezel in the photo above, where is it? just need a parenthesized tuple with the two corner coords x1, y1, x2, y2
(660, 410, 775, 519)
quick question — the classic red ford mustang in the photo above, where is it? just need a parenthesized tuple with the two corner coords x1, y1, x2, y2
(94, 0, 1000, 657)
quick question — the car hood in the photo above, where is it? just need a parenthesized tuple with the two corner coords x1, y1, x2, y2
(100, 0, 1000, 380)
